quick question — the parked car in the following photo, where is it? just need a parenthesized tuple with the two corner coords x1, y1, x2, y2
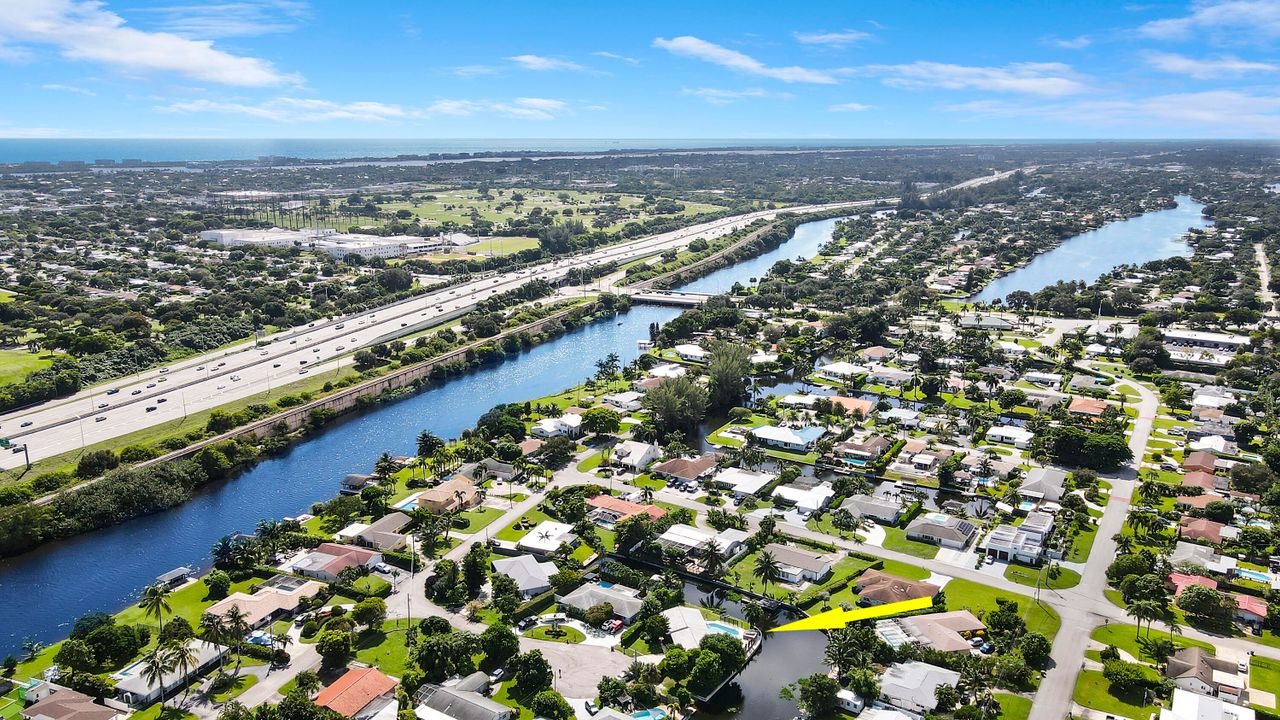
(984, 555, 995, 565)
(374, 563, 394, 574)
(584, 700, 599, 716)
(488, 668, 506, 684)
(980, 642, 994, 654)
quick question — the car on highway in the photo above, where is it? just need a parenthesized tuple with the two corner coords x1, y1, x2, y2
(97, 403, 108, 409)
(217, 362, 226, 367)
(145, 407, 156, 413)
(197, 365, 205, 371)
(96, 415, 108, 421)
(216, 384, 226, 390)
(260, 350, 269, 356)
(336, 346, 345, 351)
(230, 375, 241, 381)
(146, 383, 156, 388)
(20, 421, 32, 427)
(132, 390, 142, 396)
(289, 340, 297, 344)
(273, 363, 281, 368)
(159, 368, 169, 374)
(335, 323, 345, 329)
(313, 348, 320, 353)
(299, 369, 309, 374)
(300, 360, 308, 365)
(157, 398, 167, 403)
(400, 322, 407, 327)
(106, 388, 119, 395)
(157, 378, 166, 383)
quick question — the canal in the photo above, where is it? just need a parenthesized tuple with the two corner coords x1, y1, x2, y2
(0, 216, 848, 655)
(971, 195, 1210, 303)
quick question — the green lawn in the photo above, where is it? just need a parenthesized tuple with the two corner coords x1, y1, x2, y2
(576, 451, 604, 472)
(995, 693, 1033, 720)
(881, 559, 931, 580)
(943, 578, 1061, 640)
(1073, 669, 1159, 720)
(881, 527, 941, 559)
(1003, 564, 1082, 590)
(211, 673, 259, 702)
(116, 574, 268, 632)
(354, 619, 416, 677)
(492, 681, 535, 720)
(0, 348, 56, 386)
(1090, 623, 1212, 662)
(353, 575, 391, 596)
(1252, 657, 1280, 709)
(129, 705, 195, 720)
(1066, 523, 1100, 563)
(524, 625, 585, 643)
(495, 508, 556, 542)
(456, 506, 506, 534)
(632, 474, 666, 491)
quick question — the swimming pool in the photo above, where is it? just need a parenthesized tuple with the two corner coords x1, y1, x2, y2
(597, 581, 615, 589)
(1248, 519, 1273, 530)
(708, 621, 744, 638)
(841, 458, 868, 467)
(632, 709, 668, 720)
(1236, 569, 1273, 584)
(1018, 499, 1037, 512)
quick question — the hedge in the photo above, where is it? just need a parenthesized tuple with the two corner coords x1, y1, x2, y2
(513, 588, 557, 620)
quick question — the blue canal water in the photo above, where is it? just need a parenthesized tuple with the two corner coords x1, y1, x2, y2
(0, 217, 847, 654)
(972, 195, 1210, 302)
(677, 217, 844, 295)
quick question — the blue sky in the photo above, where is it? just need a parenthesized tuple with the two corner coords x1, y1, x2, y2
(0, 0, 1278, 138)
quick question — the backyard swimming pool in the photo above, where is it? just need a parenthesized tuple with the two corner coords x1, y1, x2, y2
(632, 709, 668, 720)
(1237, 569, 1273, 584)
(708, 621, 744, 638)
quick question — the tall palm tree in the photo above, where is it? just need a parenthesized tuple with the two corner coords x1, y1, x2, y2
(167, 640, 199, 703)
(1127, 599, 1162, 638)
(141, 645, 176, 709)
(222, 606, 251, 672)
(198, 613, 229, 673)
(753, 551, 781, 598)
(140, 584, 172, 636)
(700, 541, 727, 579)
(823, 628, 869, 681)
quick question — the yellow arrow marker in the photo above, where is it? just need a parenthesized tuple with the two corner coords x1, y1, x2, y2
(768, 596, 935, 632)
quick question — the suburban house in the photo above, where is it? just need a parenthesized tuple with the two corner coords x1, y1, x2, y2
(1170, 542, 1238, 574)
(291, 543, 382, 582)
(19, 687, 122, 720)
(656, 524, 748, 559)
(1020, 467, 1068, 503)
(749, 424, 826, 452)
(1184, 451, 1220, 474)
(1159, 689, 1255, 720)
(983, 525, 1045, 564)
(854, 570, 941, 606)
(1234, 594, 1268, 626)
(818, 361, 868, 382)
(602, 391, 644, 412)
(709, 467, 776, 498)
(1181, 470, 1229, 493)
(879, 407, 921, 427)
(530, 413, 582, 438)
(762, 543, 833, 583)
(415, 681, 513, 720)
(206, 574, 325, 628)
(647, 363, 687, 379)
(586, 495, 665, 526)
(771, 478, 836, 513)
(491, 554, 557, 598)
(905, 513, 977, 549)
(1068, 395, 1108, 417)
(113, 639, 227, 707)
(559, 582, 644, 623)
(611, 440, 660, 471)
(986, 425, 1034, 448)
(337, 511, 412, 551)
(1024, 371, 1063, 387)
(456, 459, 518, 485)
(652, 452, 722, 483)
(859, 345, 897, 362)
(673, 344, 710, 362)
(957, 314, 1014, 331)
(515, 521, 578, 555)
(867, 366, 913, 387)
(832, 435, 892, 462)
(1180, 517, 1231, 544)
(1165, 648, 1246, 702)
(878, 661, 962, 714)
(418, 477, 480, 513)
(315, 667, 399, 720)
(841, 494, 904, 524)
(830, 395, 876, 417)
(875, 611, 985, 653)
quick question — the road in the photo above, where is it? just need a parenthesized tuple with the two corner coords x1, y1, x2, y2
(1256, 243, 1279, 318)
(0, 167, 1025, 471)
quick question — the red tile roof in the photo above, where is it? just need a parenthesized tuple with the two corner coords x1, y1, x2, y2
(1179, 517, 1225, 543)
(1235, 594, 1268, 619)
(1168, 572, 1218, 596)
(1183, 451, 1218, 473)
(587, 495, 665, 521)
(1068, 396, 1108, 416)
(314, 668, 397, 717)
(1180, 471, 1220, 491)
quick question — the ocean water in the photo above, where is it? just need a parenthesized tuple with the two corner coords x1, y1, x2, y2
(0, 138, 1105, 164)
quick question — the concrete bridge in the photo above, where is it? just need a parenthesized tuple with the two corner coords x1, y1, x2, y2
(627, 290, 716, 307)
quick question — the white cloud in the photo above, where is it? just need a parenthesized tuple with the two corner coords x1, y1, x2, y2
(42, 82, 95, 96)
(794, 29, 872, 47)
(1143, 50, 1277, 77)
(863, 61, 1088, 96)
(1139, 0, 1280, 41)
(829, 102, 873, 112)
(137, 1, 310, 38)
(507, 54, 586, 71)
(0, 0, 298, 86)
(1049, 35, 1092, 49)
(653, 35, 839, 83)
(680, 87, 772, 104)
(161, 96, 572, 123)
(945, 90, 1280, 136)
(593, 51, 639, 65)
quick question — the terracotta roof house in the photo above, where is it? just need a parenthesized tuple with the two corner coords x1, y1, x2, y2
(1179, 517, 1227, 543)
(833, 435, 892, 461)
(652, 452, 722, 482)
(854, 570, 941, 606)
(1183, 451, 1219, 474)
(830, 396, 876, 417)
(20, 688, 121, 720)
(1176, 495, 1220, 510)
(206, 575, 325, 628)
(1235, 594, 1268, 625)
(1068, 396, 1108, 417)
(586, 495, 666, 525)
(1181, 471, 1227, 493)
(1167, 572, 1218, 597)
(880, 611, 985, 653)
(858, 346, 895, 362)
(291, 543, 381, 582)
(315, 668, 398, 719)
(418, 476, 480, 513)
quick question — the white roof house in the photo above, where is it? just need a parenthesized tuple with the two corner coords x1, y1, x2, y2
(648, 363, 687, 379)
(879, 661, 961, 714)
(880, 407, 920, 426)
(613, 440, 660, 471)
(531, 413, 582, 438)
(516, 521, 577, 554)
(603, 391, 644, 411)
(996, 341, 1027, 356)
(491, 554, 557, 597)
(1160, 689, 1255, 720)
(711, 467, 776, 497)
(819, 361, 868, 380)
(673, 344, 710, 362)
(772, 481, 836, 513)
(1024, 371, 1063, 387)
(780, 394, 821, 408)
(986, 425, 1034, 448)
(750, 424, 827, 451)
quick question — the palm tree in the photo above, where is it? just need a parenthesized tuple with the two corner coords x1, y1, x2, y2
(140, 584, 172, 636)
(1126, 599, 1162, 638)
(199, 613, 229, 673)
(272, 632, 293, 658)
(141, 645, 176, 710)
(167, 639, 199, 703)
(823, 628, 869, 681)
(1113, 533, 1135, 554)
(222, 606, 251, 671)
(753, 550, 781, 598)
(700, 541, 727, 579)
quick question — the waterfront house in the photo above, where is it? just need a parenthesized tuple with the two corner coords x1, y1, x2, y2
(673, 344, 710, 362)
(456, 459, 518, 484)
(858, 346, 896, 362)
(652, 452, 722, 483)
(878, 661, 962, 714)
(818, 361, 867, 382)
(656, 524, 747, 559)
(854, 570, 941, 606)
(830, 395, 876, 417)
(337, 511, 412, 551)
(749, 424, 826, 452)
(530, 413, 582, 438)
(206, 574, 325, 628)
(761, 543, 833, 583)
(602, 391, 644, 412)
(879, 407, 920, 427)
(841, 494, 903, 525)
(611, 440, 660, 471)
(291, 543, 382, 582)
(418, 477, 480, 514)
(1020, 467, 1068, 503)
(559, 581, 644, 623)
(315, 668, 399, 720)
(113, 639, 227, 707)
(771, 478, 835, 513)
(340, 473, 376, 495)
(867, 366, 913, 387)
(877, 611, 985, 653)
(491, 554, 557, 598)
(19, 687, 122, 720)
(832, 435, 892, 461)
(709, 466, 776, 497)
(905, 513, 977, 549)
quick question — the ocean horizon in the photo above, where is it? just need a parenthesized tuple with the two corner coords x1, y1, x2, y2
(0, 137, 1202, 165)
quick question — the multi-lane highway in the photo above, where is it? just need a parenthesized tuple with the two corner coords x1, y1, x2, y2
(0, 198, 881, 469)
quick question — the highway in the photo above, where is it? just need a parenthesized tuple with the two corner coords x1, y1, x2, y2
(0, 198, 878, 469)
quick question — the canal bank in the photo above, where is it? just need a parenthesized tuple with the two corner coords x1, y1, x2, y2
(972, 194, 1211, 303)
(0, 215, 850, 655)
